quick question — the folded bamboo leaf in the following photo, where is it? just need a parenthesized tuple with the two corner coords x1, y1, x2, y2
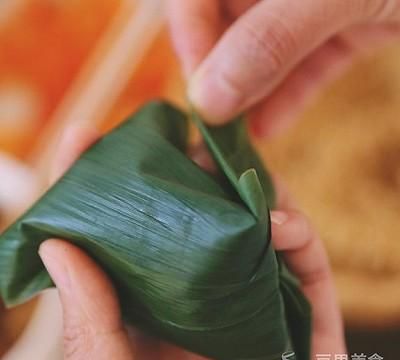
(0, 101, 311, 360)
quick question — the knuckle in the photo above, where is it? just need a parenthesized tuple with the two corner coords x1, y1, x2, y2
(63, 323, 94, 359)
(301, 263, 331, 287)
(239, 15, 297, 75)
(355, 0, 399, 20)
(217, 66, 246, 101)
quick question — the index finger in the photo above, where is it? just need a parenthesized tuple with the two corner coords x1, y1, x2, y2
(166, 0, 222, 77)
(271, 210, 346, 355)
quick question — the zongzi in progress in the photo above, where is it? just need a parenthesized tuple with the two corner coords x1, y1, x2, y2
(0, 101, 311, 360)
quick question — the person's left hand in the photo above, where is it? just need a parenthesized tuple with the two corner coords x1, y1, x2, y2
(38, 125, 345, 359)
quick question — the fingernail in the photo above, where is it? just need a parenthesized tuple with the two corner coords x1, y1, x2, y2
(270, 211, 288, 225)
(39, 243, 71, 292)
(188, 68, 243, 124)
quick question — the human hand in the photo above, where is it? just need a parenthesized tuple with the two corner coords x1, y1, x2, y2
(167, 0, 400, 137)
(38, 126, 345, 359)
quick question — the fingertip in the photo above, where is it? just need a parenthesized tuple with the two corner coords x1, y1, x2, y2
(40, 239, 123, 331)
(248, 116, 271, 139)
(188, 69, 243, 125)
(39, 238, 64, 255)
(248, 117, 269, 139)
(50, 125, 100, 184)
(270, 210, 288, 226)
(188, 143, 216, 173)
(39, 239, 71, 292)
(270, 210, 313, 251)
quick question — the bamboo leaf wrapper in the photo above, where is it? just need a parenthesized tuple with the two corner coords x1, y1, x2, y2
(0, 101, 311, 360)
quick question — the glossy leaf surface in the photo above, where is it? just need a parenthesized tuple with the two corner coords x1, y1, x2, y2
(0, 101, 311, 360)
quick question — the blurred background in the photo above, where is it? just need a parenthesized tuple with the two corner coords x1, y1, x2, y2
(0, 0, 399, 358)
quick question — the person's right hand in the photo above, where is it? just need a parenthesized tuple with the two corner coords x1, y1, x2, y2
(167, 0, 400, 137)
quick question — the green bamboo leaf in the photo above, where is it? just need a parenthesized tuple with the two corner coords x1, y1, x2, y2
(0, 101, 311, 360)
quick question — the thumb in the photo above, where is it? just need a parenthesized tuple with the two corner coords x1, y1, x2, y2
(39, 239, 134, 360)
(188, 0, 400, 124)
